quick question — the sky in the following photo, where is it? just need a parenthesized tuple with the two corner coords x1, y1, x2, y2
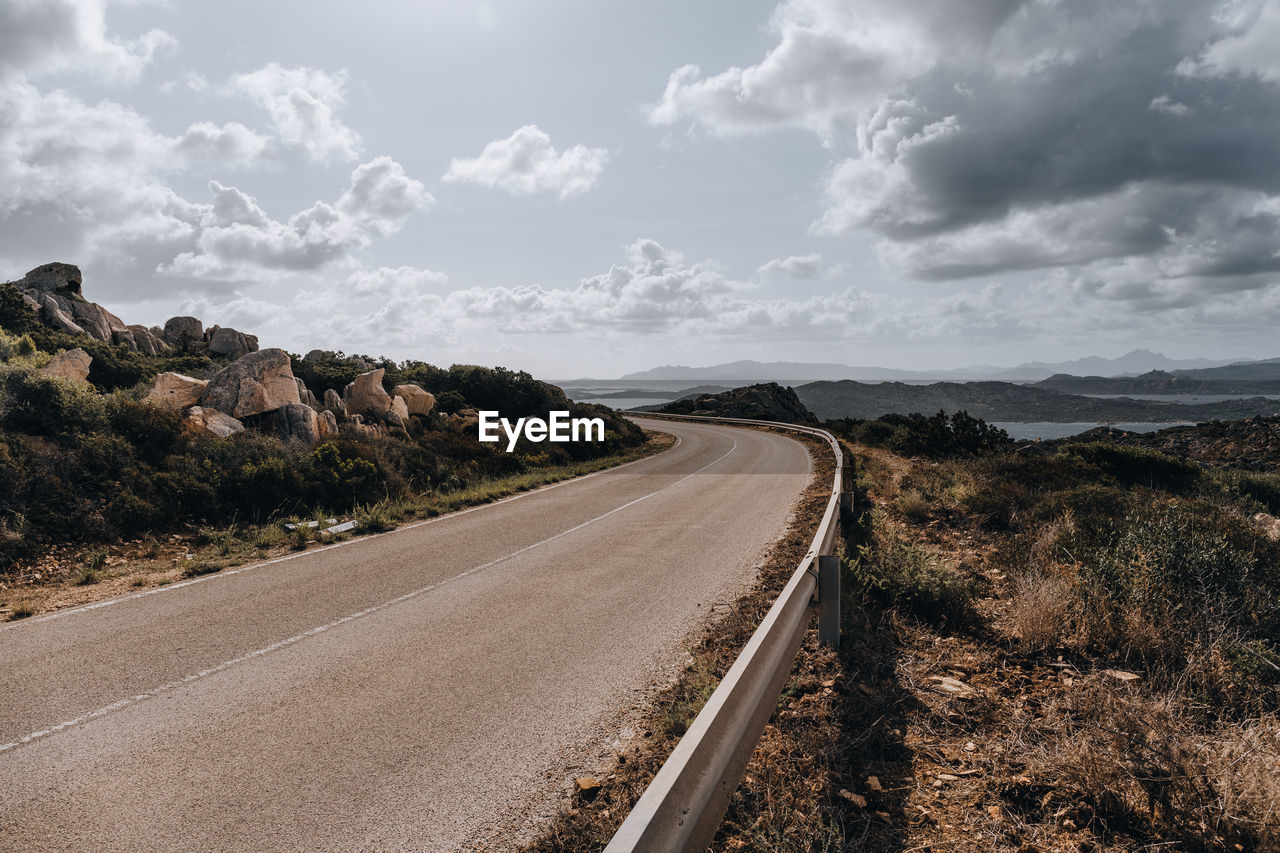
(3, 0, 1280, 377)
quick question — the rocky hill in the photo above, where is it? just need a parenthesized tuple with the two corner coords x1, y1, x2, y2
(648, 382, 818, 424)
(0, 262, 644, 575)
(1052, 417, 1280, 472)
(1036, 370, 1280, 396)
(794, 379, 1280, 422)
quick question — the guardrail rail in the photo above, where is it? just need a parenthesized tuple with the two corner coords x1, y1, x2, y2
(607, 412, 850, 853)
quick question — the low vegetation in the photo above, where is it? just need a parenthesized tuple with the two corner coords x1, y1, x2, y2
(824, 415, 1280, 849)
(0, 317, 646, 581)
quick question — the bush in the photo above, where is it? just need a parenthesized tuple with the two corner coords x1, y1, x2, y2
(849, 523, 976, 626)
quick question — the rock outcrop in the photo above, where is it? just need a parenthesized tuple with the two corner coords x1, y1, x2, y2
(322, 388, 347, 419)
(200, 348, 301, 419)
(38, 348, 92, 385)
(392, 384, 436, 417)
(144, 372, 208, 411)
(128, 325, 169, 356)
(20, 262, 82, 296)
(183, 406, 245, 438)
(207, 326, 256, 359)
(294, 378, 319, 408)
(655, 382, 818, 424)
(163, 316, 204, 349)
(317, 409, 339, 439)
(39, 294, 85, 335)
(391, 395, 410, 423)
(278, 403, 320, 445)
(343, 369, 392, 419)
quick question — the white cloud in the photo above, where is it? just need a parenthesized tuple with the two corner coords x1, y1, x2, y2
(162, 156, 432, 282)
(228, 63, 362, 163)
(0, 0, 175, 84)
(757, 253, 835, 279)
(1184, 0, 1280, 82)
(442, 125, 608, 197)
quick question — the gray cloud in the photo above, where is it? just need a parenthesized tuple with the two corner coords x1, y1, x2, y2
(757, 253, 835, 280)
(653, 0, 1280, 311)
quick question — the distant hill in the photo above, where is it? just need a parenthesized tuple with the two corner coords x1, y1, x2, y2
(621, 350, 1240, 382)
(1037, 369, 1280, 396)
(620, 360, 925, 381)
(644, 383, 817, 424)
(793, 380, 1280, 423)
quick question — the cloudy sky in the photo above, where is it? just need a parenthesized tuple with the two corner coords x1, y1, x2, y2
(3, 0, 1280, 377)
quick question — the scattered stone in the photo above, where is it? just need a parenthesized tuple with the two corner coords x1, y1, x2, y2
(343, 368, 393, 419)
(930, 676, 975, 695)
(183, 406, 244, 438)
(1103, 669, 1141, 683)
(200, 348, 301, 418)
(392, 384, 436, 417)
(38, 348, 92, 384)
(144, 372, 208, 411)
(574, 778, 603, 801)
(838, 789, 868, 808)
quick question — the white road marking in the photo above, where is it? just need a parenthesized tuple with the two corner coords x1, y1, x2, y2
(3, 432, 684, 631)
(0, 434, 736, 756)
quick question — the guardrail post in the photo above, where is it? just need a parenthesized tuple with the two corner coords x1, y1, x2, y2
(817, 555, 840, 650)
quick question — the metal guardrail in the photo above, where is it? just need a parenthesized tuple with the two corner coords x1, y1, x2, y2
(609, 412, 848, 853)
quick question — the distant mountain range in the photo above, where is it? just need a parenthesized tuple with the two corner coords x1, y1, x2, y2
(793, 380, 1280, 423)
(620, 350, 1242, 382)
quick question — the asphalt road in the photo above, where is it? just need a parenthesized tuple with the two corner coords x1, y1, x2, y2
(0, 417, 812, 852)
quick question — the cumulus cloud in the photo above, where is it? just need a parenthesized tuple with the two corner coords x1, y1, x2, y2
(228, 63, 363, 163)
(0, 0, 175, 84)
(162, 157, 432, 281)
(757, 253, 835, 279)
(652, 0, 1280, 314)
(442, 125, 608, 197)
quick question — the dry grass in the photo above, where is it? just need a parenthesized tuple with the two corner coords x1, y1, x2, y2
(1005, 570, 1072, 652)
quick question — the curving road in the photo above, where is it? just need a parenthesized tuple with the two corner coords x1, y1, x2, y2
(0, 418, 811, 852)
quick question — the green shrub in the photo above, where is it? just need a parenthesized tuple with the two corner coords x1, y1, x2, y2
(849, 527, 976, 626)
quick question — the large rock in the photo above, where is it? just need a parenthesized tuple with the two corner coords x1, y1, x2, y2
(163, 316, 204, 348)
(128, 325, 169, 356)
(323, 388, 346, 415)
(38, 348, 91, 384)
(200, 348, 301, 418)
(317, 409, 339, 440)
(208, 326, 253, 359)
(67, 299, 112, 341)
(392, 384, 436, 417)
(16, 263, 82, 297)
(279, 403, 320, 445)
(20, 291, 41, 312)
(39, 294, 85, 335)
(144, 372, 208, 411)
(343, 368, 393, 419)
(295, 378, 319, 408)
(391, 395, 410, 423)
(183, 406, 245, 438)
